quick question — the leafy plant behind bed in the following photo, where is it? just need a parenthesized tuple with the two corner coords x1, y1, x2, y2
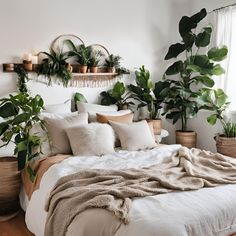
(128, 65, 168, 119)
(37, 48, 72, 87)
(100, 81, 134, 110)
(162, 8, 228, 131)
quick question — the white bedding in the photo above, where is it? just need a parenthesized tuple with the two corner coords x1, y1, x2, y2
(24, 145, 236, 236)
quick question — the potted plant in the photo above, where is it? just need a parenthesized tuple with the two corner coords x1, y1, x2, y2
(199, 88, 236, 157)
(128, 66, 168, 135)
(104, 54, 122, 73)
(14, 65, 29, 93)
(162, 8, 228, 148)
(87, 48, 104, 73)
(37, 48, 72, 87)
(100, 81, 134, 110)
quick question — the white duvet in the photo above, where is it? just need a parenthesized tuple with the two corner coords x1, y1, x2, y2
(23, 145, 236, 236)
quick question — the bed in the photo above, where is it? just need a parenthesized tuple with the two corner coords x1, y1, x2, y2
(20, 144, 236, 236)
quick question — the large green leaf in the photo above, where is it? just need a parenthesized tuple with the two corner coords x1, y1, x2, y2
(128, 84, 143, 95)
(0, 102, 19, 118)
(182, 33, 195, 51)
(164, 43, 185, 60)
(12, 113, 31, 125)
(153, 81, 170, 98)
(112, 81, 126, 98)
(165, 61, 183, 75)
(195, 27, 212, 47)
(207, 114, 217, 125)
(100, 92, 116, 105)
(212, 64, 225, 75)
(179, 8, 207, 38)
(208, 46, 228, 61)
(0, 122, 9, 136)
(17, 150, 27, 171)
(193, 76, 215, 87)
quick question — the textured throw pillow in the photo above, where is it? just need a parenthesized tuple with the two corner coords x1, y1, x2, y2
(96, 111, 134, 123)
(76, 102, 118, 122)
(66, 123, 115, 156)
(44, 112, 88, 155)
(43, 101, 71, 114)
(109, 120, 157, 151)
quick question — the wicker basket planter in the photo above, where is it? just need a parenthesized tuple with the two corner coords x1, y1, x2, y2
(0, 157, 21, 221)
(215, 136, 236, 157)
(176, 130, 197, 148)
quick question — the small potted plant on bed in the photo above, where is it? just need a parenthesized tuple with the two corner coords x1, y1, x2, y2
(104, 54, 122, 73)
(128, 65, 168, 135)
(87, 48, 104, 73)
(100, 81, 134, 110)
(37, 48, 72, 87)
(199, 88, 236, 157)
(162, 8, 228, 147)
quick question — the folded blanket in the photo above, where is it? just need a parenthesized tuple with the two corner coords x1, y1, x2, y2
(44, 147, 236, 236)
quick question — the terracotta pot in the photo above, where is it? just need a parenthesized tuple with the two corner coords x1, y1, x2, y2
(90, 66, 98, 73)
(79, 65, 88, 73)
(215, 136, 236, 157)
(176, 130, 197, 148)
(0, 157, 21, 221)
(107, 67, 116, 73)
(23, 60, 33, 71)
(67, 63, 73, 73)
(147, 119, 162, 135)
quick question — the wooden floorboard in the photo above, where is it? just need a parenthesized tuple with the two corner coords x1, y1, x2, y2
(0, 211, 33, 236)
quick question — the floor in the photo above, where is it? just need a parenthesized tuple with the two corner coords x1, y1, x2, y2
(0, 211, 33, 236)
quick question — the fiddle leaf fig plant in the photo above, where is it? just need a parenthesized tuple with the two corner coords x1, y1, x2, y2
(163, 8, 228, 131)
(0, 92, 45, 179)
(100, 81, 134, 110)
(128, 66, 168, 119)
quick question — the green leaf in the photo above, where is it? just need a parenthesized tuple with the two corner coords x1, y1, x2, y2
(165, 61, 183, 75)
(164, 43, 185, 60)
(195, 27, 212, 47)
(74, 92, 87, 103)
(0, 102, 19, 118)
(182, 33, 195, 51)
(212, 64, 225, 75)
(27, 166, 36, 182)
(208, 46, 228, 61)
(207, 114, 217, 125)
(12, 113, 30, 125)
(0, 122, 9, 136)
(194, 76, 215, 87)
(112, 82, 126, 98)
(17, 150, 27, 171)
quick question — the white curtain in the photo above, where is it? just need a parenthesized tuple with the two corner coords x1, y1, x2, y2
(212, 6, 233, 91)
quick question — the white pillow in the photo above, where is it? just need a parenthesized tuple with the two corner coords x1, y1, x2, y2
(109, 120, 157, 151)
(44, 101, 71, 114)
(76, 102, 118, 122)
(43, 112, 88, 155)
(66, 123, 115, 156)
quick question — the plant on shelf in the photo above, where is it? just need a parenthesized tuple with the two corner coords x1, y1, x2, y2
(87, 48, 104, 73)
(199, 88, 236, 157)
(100, 81, 134, 110)
(37, 48, 72, 87)
(128, 65, 168, 135)
(0, 92, 45, 180)
(65, 40, 91, 73)
(104, 54, 122, 73)
(15, 65, 29, 93)
(162, 8, 228, 148)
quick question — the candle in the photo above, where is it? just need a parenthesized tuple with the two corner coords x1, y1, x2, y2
(31, 55, 38, 64)
(23, 53, 32, 62)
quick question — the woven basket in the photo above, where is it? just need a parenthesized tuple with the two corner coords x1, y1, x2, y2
(0, 157, 21, 221)
(176, 131, 197, 148)
(216, 136, 236, 157)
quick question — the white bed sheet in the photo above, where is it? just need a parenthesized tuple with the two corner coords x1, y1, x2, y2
(25, 145, 236, 236)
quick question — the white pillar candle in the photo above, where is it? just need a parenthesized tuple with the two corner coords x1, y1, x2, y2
(23, 53, 32, 61)
(31, 55, 38, 64)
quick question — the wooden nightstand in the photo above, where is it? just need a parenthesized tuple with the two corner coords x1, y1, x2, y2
(0, 157, 21, 221)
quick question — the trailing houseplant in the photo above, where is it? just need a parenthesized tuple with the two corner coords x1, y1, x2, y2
(15, 65, 29, 93)
(162, 8, 228, 147)
(128, 65, 168, 134)
(37, 48, 72, 87)
(199, 88, 236, 157)
(100, 81, 134, 110)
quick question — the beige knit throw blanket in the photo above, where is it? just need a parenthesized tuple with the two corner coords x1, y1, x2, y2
(44, 147, 236, 236)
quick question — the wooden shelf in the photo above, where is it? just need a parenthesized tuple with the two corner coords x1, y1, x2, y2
(2, 63, 38, 72)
